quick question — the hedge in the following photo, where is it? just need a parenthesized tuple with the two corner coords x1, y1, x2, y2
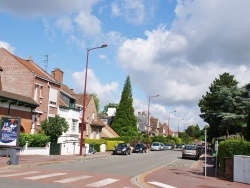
(218, 140, 250, 174)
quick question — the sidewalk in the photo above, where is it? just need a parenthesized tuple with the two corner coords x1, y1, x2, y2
(0, 152, 249, 188)
(140, 154, 250, 188)
(0, 152, 110, 169)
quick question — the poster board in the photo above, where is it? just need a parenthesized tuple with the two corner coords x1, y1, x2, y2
(0, 116, 20, 146)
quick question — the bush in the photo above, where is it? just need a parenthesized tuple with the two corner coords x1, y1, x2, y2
(19, 133, 50, 147)
(218, 140, 250, 177)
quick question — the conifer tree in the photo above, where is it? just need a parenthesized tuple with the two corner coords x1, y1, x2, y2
(112, 76, 138, 136)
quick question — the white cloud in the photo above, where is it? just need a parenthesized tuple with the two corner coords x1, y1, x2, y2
(72, 69, 119, 108)
(55, 15, 73, 34)
(117, 0, 250, 129)
(110, 0, 156, 25)
(0, 41, 15, 53)
(0, 0, 100, 17)
(74, 11, 102, 36)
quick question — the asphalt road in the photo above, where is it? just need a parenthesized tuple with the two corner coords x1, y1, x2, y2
(0, 150, 196, 188)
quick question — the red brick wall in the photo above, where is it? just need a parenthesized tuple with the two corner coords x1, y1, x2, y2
(0, 48, 60, 131)
(0, 107, 33, 133)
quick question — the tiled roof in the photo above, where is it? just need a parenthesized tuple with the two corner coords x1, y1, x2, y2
(91, 119, 106, 127)
(101, 125, 119, 138)
(0, 90, 39, 108)
(1, 48, 60, 85)
(61, 84, 77, 100)
(73, 94, 91, 107)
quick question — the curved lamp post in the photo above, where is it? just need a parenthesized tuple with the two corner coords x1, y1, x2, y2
(79, 44, 108, 156)
(167, 110, 176, 136)
(146, 94, 159, 149)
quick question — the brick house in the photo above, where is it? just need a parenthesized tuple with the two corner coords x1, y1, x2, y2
(136, 111, 173, 137)
(51, 68, 119, 143)
(0, 65, 39, 133)
(0, 48, 118, 145)
(0, 47, 61, 134)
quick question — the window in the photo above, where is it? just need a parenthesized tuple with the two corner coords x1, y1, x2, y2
(71, 120, 78, 132)
(39, 86, 43, 98)
(34, 84, 38, 101)
(49, 88, 58, 107)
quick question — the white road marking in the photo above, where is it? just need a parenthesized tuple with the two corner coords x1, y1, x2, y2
(24, 173, 67, 180)
(86, 178, 119, 187)
(148, 181, 177, 188)
(0, 170, 17, 173)
(54, 175, 92, 183)
(0, 171, 39, 177)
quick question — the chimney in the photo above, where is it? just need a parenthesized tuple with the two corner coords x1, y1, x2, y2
(51, 68, 63, 83)
(0, 66, 3, 90)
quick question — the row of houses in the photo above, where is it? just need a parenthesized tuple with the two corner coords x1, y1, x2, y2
(0, 47, 118, 147)
(0, 47, 174, 147)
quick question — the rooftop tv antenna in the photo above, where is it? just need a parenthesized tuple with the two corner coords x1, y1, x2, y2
(40, 55, 48, 72)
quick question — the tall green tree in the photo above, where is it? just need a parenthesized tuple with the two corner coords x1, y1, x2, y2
(111, 76, 138, 136)
(198, 72, 249, 140)
(39, 115, 69, 143)
(186, 124, 200, 138)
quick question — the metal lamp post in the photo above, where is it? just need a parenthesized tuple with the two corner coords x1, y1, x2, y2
(79, 44, 108, 156)
(146, 95, 159, 149)
(167, 110, 176, 136)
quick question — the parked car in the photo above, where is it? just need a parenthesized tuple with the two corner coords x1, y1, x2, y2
(182, 145, 200, 160)
(132, 143, 147, 153)
(150, 142, 162, 151)
(164, 144, 174, 150)
(112, 143, 131, 155)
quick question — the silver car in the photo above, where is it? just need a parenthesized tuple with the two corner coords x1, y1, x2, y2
(150, 142, 162, 151)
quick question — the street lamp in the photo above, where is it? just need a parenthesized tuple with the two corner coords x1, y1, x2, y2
(146, 94, 159, 149)
(79, 44, 108, 156)
(167, 110, 176, 136)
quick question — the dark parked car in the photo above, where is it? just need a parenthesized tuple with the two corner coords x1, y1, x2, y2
(132, 143, 147, 153)
(182, 145, 201, 160)
(112, 143, 131, 155)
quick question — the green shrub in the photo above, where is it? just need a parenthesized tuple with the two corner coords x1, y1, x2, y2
(19, 133, 50, 147)
(218, 140, 250, 175)
(106, 141, 124, 151)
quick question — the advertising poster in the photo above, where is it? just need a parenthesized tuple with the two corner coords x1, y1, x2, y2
(0, 116, 20, 146)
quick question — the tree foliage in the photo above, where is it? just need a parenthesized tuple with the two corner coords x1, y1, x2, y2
(186, 124, 200, 138)
(198, 72, 250, 141)
(111, 76, 138, 136)
(39, 115, 69, 143)
(102, 103, 119, 114)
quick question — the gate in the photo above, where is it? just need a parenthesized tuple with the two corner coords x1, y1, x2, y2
(49, 143, 61, 155)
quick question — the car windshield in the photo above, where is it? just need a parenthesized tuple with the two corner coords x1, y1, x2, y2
(135, 144, 143, 147)
(117, 143, 127, 147)
(152, 143, 160, 146)
(185, 145, 196, 150)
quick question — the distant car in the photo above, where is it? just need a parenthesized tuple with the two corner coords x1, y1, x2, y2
(164, 144, 174, 150)
(132, 143, 147, 153)
(182, 145, 200, 160)
(150, 142, 162, 151)
(112, 143, 131, 155)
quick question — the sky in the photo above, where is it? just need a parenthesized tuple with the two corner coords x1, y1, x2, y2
(1, 0, 250, 132)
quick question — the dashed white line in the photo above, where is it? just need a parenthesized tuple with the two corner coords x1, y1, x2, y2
(86, 178, 119, 187)
(0, 171, 39, 177)
(24, 173, 67, 180)
(54, 175, 92, 183)
(148, 181, 177, 188)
